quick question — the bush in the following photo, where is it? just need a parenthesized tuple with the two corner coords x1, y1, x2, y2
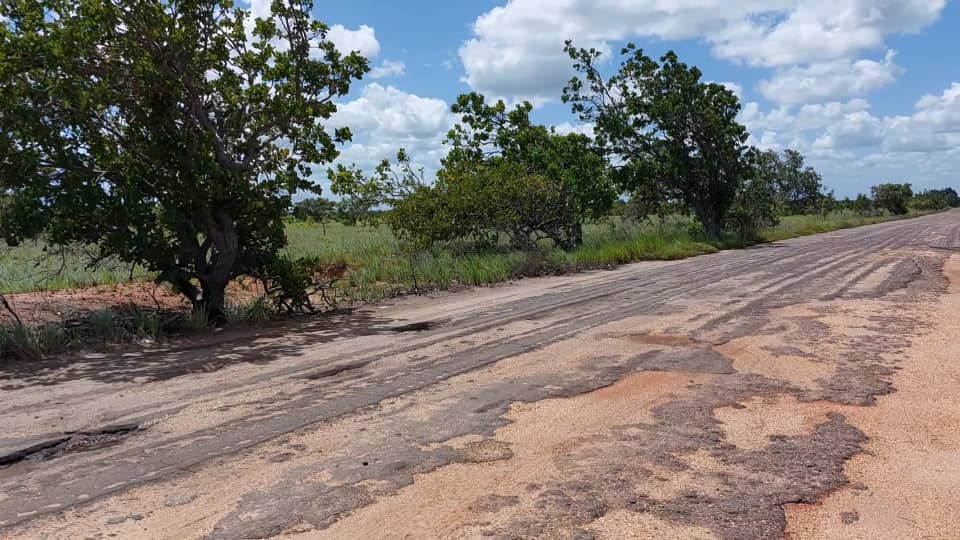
(871, 183, 913, 215)
(390, 161, 585, 251)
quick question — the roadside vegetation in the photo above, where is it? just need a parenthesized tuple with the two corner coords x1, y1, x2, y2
(1, 1, 956, 360)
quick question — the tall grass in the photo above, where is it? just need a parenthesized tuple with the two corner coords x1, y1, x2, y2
(0, 243, 152, 294)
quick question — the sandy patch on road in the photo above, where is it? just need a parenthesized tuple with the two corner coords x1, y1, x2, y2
(716, 336, 834, 390)
(714, 395, 848, 451)
(585, 509, 714, 539)
(310, 371, 708, 540)
(785, 254, 960, 539)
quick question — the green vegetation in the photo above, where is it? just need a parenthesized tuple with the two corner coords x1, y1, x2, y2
(1, 0, 956, 352)
(871, 183, 914, 215)
(0, 207, 943, 360)
(1, 209, 936, 298)
(0, 0, 367, 322)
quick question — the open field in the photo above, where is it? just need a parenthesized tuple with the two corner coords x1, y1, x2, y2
(0, 210, 933, 298)
(1, 210, 958, 539)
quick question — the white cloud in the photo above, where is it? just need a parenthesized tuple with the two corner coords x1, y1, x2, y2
(813, 111, 886, 148)
(759, 50, 902, 105)
(459, 0, 945, 103)
(793, 99, 871, 130)
(239, 2, 381, 63)
(327, 24, 380, 58)
(740, 81, 960, 194)
(330, 84, 457, 177)
(553, 122, 594, 137)
(368, 60, 406, 80)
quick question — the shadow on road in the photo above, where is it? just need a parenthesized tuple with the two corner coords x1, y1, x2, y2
(0, 309, 407, 388)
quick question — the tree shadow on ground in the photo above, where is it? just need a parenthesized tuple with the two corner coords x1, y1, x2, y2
(0, 309, 417, 388)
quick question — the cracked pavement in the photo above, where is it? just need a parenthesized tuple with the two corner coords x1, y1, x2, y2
(1, 211, 959, 539)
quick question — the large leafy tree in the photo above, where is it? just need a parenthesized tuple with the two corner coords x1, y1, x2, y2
(773, 149, 826, 214)
(0, 0, 368, 322)
(441, 93, 615, 248)
(563, 42, 750, 237)
(911, 188, 960, 210)
(871, 183, 913, 216)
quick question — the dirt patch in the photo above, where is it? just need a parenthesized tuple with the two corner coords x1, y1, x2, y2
(0, 282, 189, 325)
(461, 440, 514, 464)
(0, 279, 271, 326)
(785, 254, 960, 538)
(717, 336, 834, 390)
(316, 371, 703, 540)
(714, 395, 845, 451)
(585, 509, 714, 539)
(632, 349, 735, 374)
(627, 334, 704, 348)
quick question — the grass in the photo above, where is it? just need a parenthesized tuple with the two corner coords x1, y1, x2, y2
(0, 209, 934, 299)
(758, 211, 916, 242)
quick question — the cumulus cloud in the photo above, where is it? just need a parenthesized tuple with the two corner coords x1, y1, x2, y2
(240, 2, 381, 61)
(759, 51, 902, 105)
(552, 122, 594, 137)
(739, 81, 960, 193)
(330, 84, 457, 175)
(717, 82, 744, 100)
(458, 0, 945, 103)
(368, 60, 406, 80)
(327, 24, 380, 58)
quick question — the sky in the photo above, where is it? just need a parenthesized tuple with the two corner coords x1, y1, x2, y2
(256, 0, 959, 198)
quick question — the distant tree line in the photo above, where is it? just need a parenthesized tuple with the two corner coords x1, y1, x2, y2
(830, 185, 959, 216)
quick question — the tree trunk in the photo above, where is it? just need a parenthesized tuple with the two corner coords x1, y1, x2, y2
(692, 200, 723, 239)
(199, 278, 229, 325)
(194, 209, 238, 326)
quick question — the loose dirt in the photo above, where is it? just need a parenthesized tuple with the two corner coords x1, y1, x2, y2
(784, 254, 960, 539)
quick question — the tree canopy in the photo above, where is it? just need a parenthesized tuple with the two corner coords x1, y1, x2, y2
(0, 0, 368, 321)
(871, 183, 914, 216)
(332, 93, 616, 251)
(563, 42, 752, 237)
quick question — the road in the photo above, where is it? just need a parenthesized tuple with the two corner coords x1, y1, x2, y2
(1, 211, 959, 539)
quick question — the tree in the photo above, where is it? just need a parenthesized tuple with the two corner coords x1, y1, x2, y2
(329, 148, 429, 226)
(440, 93, 615, 249)
(0, 0, 368, 323)
(726, 148, 782, 238)
(910, 188, 960, 210)
(563, 43, 750, 237)
(871, 183, 913, 215)
(773, 149, 826, 214)
(852, 193, 875, 215)
(332, 94, 615, 251)
(293, 197, 337, 222)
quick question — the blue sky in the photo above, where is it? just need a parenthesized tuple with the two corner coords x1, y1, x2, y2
(270, 0, 959, 198)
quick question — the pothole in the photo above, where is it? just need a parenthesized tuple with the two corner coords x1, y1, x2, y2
(299, 360, 372, 380)
(0, 423, 140, 468)
(390, 320, 440, 332)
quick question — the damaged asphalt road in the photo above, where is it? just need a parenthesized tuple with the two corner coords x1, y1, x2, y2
(1, 211, 959, 539)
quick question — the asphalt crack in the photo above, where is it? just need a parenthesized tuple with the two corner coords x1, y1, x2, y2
(0, 423, 140, 468)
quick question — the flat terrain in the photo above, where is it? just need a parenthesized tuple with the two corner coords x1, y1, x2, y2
(1, 211, 958, 539)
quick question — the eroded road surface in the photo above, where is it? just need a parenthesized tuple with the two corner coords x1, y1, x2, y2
(2, 212, 960, 539)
